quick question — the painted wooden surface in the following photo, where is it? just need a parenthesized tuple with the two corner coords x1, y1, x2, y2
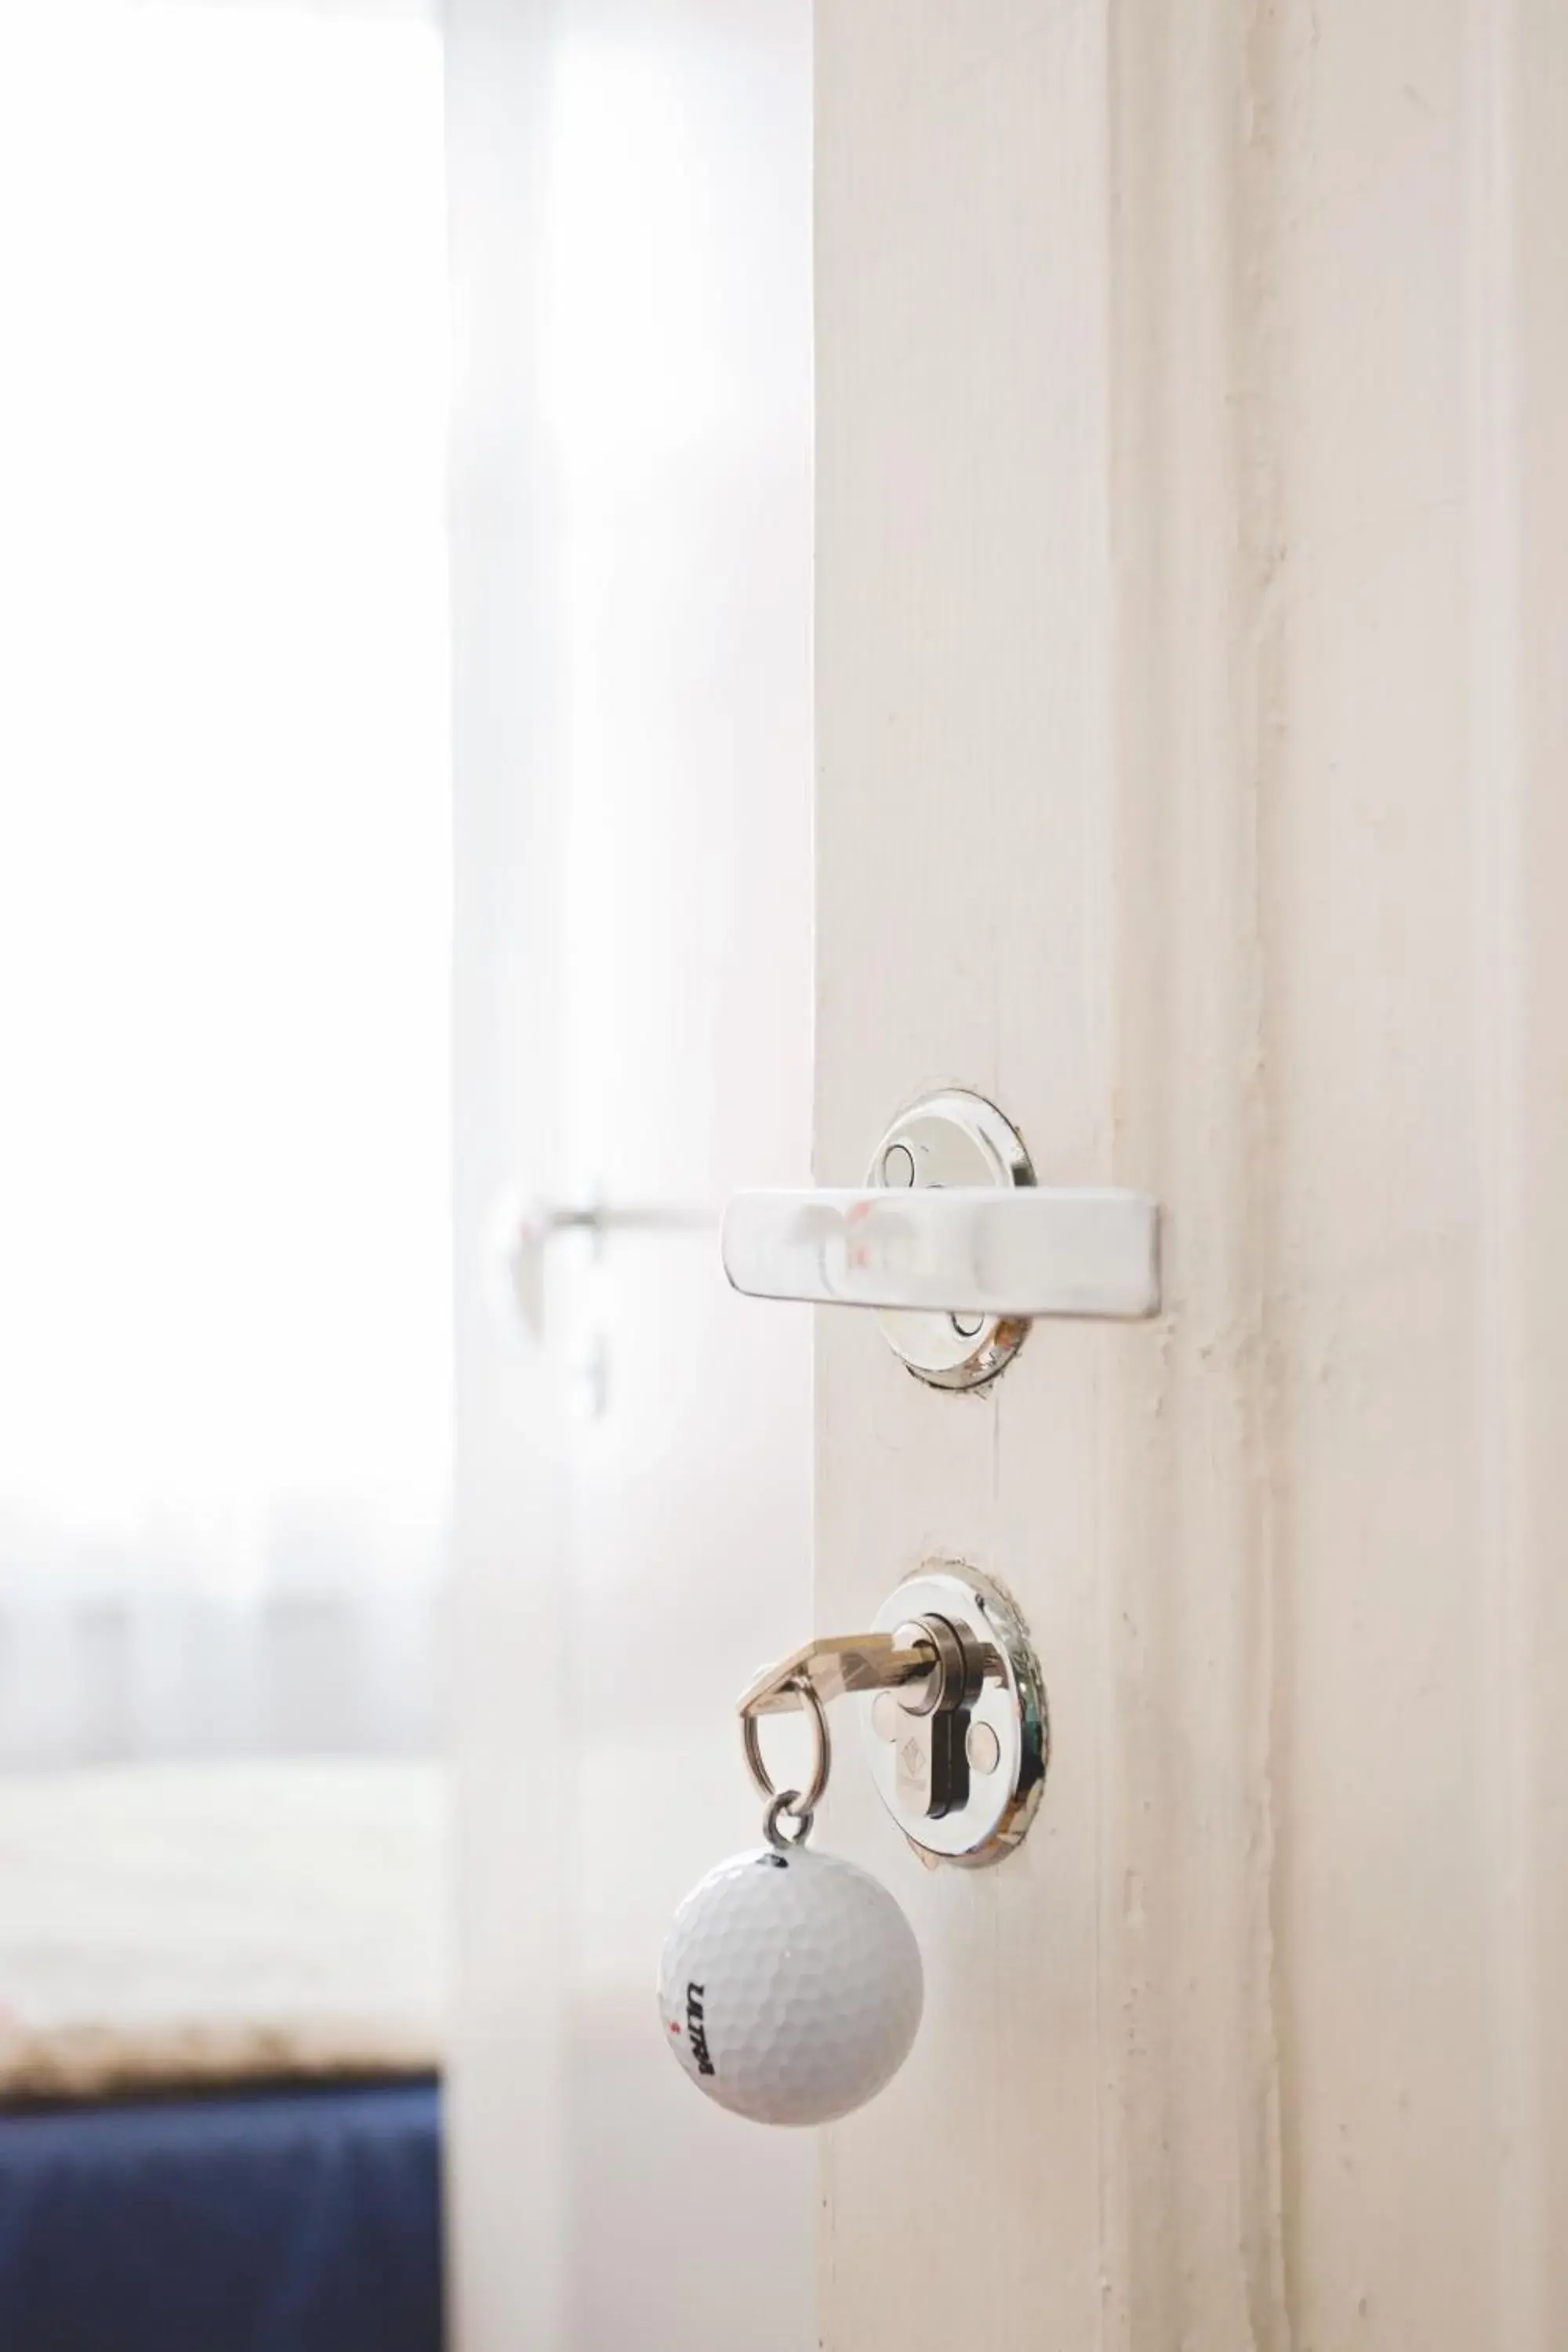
(445, 5, 813, 2347)
(816, 2, 1568, 2347)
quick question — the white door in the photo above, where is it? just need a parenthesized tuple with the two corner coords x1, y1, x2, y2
(444, 5, 813, 2348)
(809, 4, 1568, 2350)
(451, 2, 1568, 2348)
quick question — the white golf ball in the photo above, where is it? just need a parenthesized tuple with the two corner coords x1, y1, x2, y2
(658, 1842, 923, 2126)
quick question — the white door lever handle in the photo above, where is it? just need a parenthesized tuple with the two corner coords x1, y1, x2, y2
(719, 1090, 1160, 1391)
(721, 1185, 1159, 1320)
(501, 1194, 715, 1340)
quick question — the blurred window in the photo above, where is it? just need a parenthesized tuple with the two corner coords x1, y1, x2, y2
(0, 0, 449, 1762)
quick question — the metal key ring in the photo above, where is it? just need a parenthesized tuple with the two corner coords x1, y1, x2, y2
(763, 1792, 814, 1850)
(742, 1671, 831, 1822)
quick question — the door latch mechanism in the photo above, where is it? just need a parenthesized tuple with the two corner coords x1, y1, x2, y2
(739, 1563, 1046, 1867)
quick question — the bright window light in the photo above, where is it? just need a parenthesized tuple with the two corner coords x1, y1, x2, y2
(0, 2, 450, 1606)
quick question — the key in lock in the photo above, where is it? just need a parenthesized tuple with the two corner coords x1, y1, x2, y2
(739, 1617, 1000, 1824)
(739, 1563, 1047, 1867)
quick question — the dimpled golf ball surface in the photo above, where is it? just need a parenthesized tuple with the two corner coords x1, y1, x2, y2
(658, 1843, 923, 2125)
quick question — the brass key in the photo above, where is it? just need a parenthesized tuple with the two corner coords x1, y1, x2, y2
(739, 1632, 940, 1718)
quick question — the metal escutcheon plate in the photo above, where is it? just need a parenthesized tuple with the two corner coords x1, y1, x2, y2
(860, 1563, 1047, 1867)
(869, 1088, 1034, 1388)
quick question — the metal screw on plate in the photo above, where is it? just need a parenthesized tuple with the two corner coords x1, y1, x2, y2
(871, 1692, 903, 1742)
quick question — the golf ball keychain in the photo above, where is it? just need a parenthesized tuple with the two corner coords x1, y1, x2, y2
(659, 1571, 1047, 2126)
(658, 1668, 924, 2126)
